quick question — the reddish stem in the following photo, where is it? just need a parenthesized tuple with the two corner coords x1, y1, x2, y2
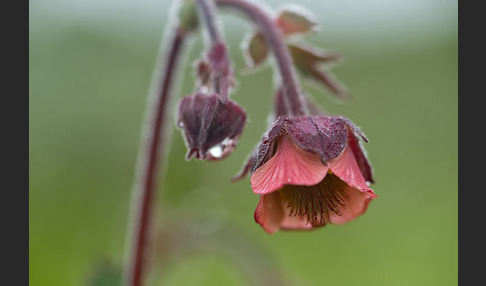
(123, 26, 186, 286)
(197, 0, 232, 101)
(215, 0, 308, 116)
(197, 0, 222, 43)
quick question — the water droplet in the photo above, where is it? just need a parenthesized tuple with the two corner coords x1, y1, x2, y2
(208, 144, 224, 158)
(208, 138, 235, 159)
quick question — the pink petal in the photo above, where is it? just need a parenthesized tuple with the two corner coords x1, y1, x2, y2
(251, 135, 329, 194)
(254, 192, 318, 234)
(254, 193, 285, 234)
(329, 185, 377, 224)
(328, 145, 373, 192)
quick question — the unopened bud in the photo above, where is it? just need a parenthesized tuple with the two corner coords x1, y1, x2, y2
(177, 93, 247, 161)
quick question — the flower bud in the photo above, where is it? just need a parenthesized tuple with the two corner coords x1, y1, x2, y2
(177, 92, 247, 161)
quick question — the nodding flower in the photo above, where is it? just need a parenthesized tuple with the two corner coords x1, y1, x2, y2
(177, 92, 247, 161)
(237, 115, 376, 234)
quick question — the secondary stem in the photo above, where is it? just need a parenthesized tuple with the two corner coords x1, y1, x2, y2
(196, 0, 231, 100)
(123, 25, 186, 286)
(197, 0, 221, 43)
(214, 0, 308, 116)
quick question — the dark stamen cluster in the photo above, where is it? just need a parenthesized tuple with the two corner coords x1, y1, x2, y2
(279, 173, 349, 226)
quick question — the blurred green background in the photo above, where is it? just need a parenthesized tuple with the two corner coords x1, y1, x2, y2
(29, 0, 457, 285)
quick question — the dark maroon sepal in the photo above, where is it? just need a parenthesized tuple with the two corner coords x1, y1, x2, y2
(231, 143, 258, 182)
(284, 116, 348, 164)
(235, 115, 373, 183)
(250, 115, 372, 170)
(251, 116, 347, 169)
(341, 118, 374, 183)
(251, 117, 286, 173)
(177, 92, 247, 161)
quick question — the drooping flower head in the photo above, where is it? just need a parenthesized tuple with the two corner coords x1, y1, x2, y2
(177, 38, 247, 161)
(178, 92, 247, 161)
(236, 115, 376, 234)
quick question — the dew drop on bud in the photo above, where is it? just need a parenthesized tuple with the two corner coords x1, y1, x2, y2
(208, 138, 235, 159)
(208, 145, 224, 158)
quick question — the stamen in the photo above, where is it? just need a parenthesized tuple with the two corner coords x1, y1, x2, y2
(279, 173, 349, 225)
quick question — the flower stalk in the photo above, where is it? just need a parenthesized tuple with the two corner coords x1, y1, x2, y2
(215, 0, 308, 116)
(123, 25, 186, 286)
(196, 0, 229, 100)
(197, 0, 221, 43)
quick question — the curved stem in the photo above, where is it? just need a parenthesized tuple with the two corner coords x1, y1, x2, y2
(123, 25, 186, 286)
(197, 0, 221, 43)
(215, 0, 308, 116)
(197, 0, 232, 101)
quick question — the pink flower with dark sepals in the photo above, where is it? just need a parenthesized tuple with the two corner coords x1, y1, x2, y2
(237, 115, 376, 234)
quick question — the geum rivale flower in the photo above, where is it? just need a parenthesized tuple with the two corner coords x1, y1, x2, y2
(243, 115, 376, 234)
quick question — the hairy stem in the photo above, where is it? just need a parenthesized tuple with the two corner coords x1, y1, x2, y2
(215, 0, 308, 116)
(197, 0, 221, 43)
(123, 25, 186, 286)
(197, 0, 232, 101)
